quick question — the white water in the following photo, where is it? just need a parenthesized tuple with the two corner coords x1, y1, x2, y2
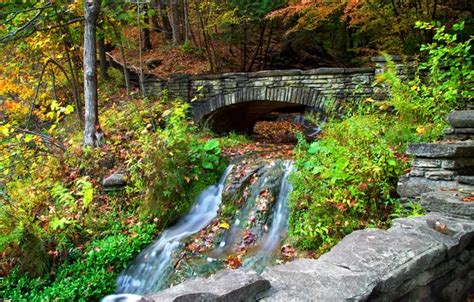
(262, 160, 293, 253)
(114, 165, 234, 295)
(245, 160, 293, 270)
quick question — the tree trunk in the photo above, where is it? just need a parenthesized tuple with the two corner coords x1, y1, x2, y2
(143, 6, 152, 50)
(111, 25, 131, 96)
(98, 33, 109, 81)
(169, 0, 183, 44)
(55, 5, 82, 123)
(157, 0, 173, 39)
(83, 0, 103, 147)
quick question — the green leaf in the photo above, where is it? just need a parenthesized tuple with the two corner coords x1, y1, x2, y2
(203, 139, 219, 151)
(202, 161, 214, 169)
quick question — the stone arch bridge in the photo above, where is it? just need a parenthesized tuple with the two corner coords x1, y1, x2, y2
(145, 57, 401, 132)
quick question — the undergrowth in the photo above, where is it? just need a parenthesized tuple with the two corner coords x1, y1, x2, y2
(0, 94, 229, 300)
(288, 21, 472, 253)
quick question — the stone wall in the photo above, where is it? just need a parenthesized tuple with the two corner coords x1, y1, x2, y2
(145, 212, 474, 302)
(143, 56, 416, 124)
(397, 110, 474, 220)
(147, 68, 375, 103)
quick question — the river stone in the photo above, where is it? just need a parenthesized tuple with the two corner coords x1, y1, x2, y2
(447, 110, 474, 128)
(420, 191, 474, 219)
(147, 270, 270, 302)
(103, 172, 127, 189)
(406, 143, 474, 158)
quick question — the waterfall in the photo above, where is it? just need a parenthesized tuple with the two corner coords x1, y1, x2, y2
(244, 160, 293, 272)
(115, 165, 234, 295)
(108, 159, 294, 297)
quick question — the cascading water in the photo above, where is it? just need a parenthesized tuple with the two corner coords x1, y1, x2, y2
(244, 161, 293, 272)
(115, 165, 234, 295)
(109, 158, 294, 298)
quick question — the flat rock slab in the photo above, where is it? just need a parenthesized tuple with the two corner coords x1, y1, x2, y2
(420, 191, 474, 219)
(262, 213, 474, 301)
(406, 143, 474, 158)
(447, 110, 474, 128)
(261, 259, 377, 301)
(458, 176, 474, 185)
(397, 175, 473, 199)
(147, 269, 270, 302)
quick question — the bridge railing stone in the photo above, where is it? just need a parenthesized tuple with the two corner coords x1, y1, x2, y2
(143, 57, 415, 123)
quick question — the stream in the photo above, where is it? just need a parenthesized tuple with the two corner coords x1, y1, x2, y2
(109, 157, 294, 297)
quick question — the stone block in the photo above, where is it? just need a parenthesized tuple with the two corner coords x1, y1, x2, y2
(441, 278, 469, 302)
(420, 191, 474, 219)
(458, 176, 474, 185)
(261, 259, 377, 301)
(441, 158, 474, 170)
(413, 159, 442, 168)
(148, 270, 270, 302)
(425, 170, 456, 181)
(407, 143, 474, 158)
(409, 168, 426, 177)
(447, 110, 474, 128)
(392, 212, 474, 257)
(398, 285, 432, 302)
(396, 175, 472, 199)
(458, 250, 471, 263)
(317, 228, 447, 294)
(444, 128, 474, 135)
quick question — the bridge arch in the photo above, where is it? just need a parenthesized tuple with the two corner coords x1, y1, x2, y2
(192, 86, 324, 133)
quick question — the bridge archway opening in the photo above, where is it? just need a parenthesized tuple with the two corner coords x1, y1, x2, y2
(200, 100, 311, 135)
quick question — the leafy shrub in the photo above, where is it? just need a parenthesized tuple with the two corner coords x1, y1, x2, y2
(288, 21, 471, 253)
(0, 223, 157, 301)
(130, 101, 227, 227)
(289, 114, 408, 251)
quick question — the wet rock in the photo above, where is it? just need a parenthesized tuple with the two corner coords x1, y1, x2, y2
(102, 294, 148, 302)
(420, 191, 474, 219)
(447, 110, 474, 128)
(103, 172, 127, 191)
(147, 269, 270, 302)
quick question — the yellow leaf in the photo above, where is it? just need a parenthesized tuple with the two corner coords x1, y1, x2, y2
(0, 124, 11, 136)
(184, 176, 191, 183)
(219, 222, 230, 230)
(416, 125, 426, 135)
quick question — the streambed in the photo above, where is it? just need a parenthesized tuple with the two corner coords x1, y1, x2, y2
(113, 156, 294, 296)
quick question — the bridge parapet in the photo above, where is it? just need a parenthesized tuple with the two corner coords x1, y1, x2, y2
(144, 57, 415, 130)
